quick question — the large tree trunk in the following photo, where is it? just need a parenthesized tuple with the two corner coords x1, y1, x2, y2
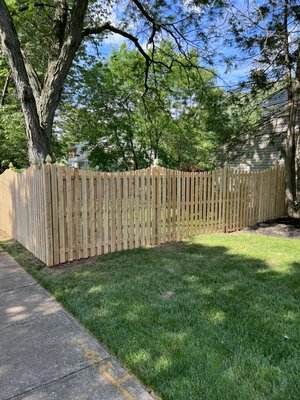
(283, 0, 299, 217)
(296, 134, 300, 197)
(285, 83, 297, 216)
(0, 0, 51, 163)
(27, 126, 52, 164)
(295, 42, 300, 209)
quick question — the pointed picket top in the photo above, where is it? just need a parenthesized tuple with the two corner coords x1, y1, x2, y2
(45, 155, 52, 165)
(8, 162, 14, 169)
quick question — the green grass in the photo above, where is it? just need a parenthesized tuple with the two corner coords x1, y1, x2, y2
(1, 233, 300, 400)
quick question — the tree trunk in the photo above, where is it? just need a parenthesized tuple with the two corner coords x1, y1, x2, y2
(1, 72, 10, 106)
(283, 0, 298, 216)
(0, 0, 50, 163)
(128, 135, 139, 170)
(0, 0, 88, 164)
(27, 125, 52, 164)
(285, 85, 297, 216)
(295, 42, 300, 209)
(296, 134, 300, 197)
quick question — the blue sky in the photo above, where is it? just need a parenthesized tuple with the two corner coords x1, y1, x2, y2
(84, 0, 253, 91)
(85, 39, 251, 91)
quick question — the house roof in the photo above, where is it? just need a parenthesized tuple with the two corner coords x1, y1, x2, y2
(262, 88, 288, 108)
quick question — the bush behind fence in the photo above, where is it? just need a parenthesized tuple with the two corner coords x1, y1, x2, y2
(0, 164, 286, 266)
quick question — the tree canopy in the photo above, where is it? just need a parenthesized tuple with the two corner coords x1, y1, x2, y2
(226, 0, 300, 215)
(0, 0, 225, 163)
(59, 42, 234, 170)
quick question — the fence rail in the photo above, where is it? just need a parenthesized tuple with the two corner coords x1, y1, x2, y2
(0, 164, 286, 266)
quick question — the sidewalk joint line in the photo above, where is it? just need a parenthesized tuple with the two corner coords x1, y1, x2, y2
(0, 282, 37, 294)
(0, 309, 64, 332)
(4, 358, 112, 400)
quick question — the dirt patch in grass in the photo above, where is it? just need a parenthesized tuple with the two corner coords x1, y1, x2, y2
(243, 217, 300, 239)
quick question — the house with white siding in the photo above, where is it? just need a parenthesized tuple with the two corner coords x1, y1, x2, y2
(67, 143, 90, 169)
(228, 89, 299, 171)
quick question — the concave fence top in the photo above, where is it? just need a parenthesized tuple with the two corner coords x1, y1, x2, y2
(0, 164, 286, 266)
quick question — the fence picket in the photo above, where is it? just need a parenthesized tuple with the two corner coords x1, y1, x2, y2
(57, 168, 65, 263)
(146, 168, 151, 246)
(134, 170, 140, 248)
(123, 174, 128, 250)
(116, 172, 122, 251)
(96, 173, 103, 255)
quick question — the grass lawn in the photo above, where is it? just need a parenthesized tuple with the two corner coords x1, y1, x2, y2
(1, 233, 300, 400)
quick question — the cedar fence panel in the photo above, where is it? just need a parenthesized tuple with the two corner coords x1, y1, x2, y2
(0, 164, 286, 266)
(0, 166, 50, 264)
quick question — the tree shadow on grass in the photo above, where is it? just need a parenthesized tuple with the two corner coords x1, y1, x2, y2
(1, 238, 300, 400)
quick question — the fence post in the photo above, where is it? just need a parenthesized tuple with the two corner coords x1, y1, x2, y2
(151, 165, 158, 245)
(42, 164, 54, 266)
(50, 164, 60, 265)
(223, 166, 229, 232)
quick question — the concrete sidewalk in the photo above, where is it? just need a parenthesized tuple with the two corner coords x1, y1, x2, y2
(0, 248, 155, 400)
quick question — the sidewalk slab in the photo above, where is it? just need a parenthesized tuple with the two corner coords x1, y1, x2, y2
(0, 284, 60, 329)
(0, 257, 18, 268)
(14, 364, 127, 400)
(0, 311, 111, 399)
(0, 262, 36, 292)
(0, 249, 155, 400)
(14, 362, 154, 400)
(0, 250, 21, 268)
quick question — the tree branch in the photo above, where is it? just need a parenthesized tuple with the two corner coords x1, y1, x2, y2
(83, 22, 151, 61)
(0, 71, 10, 106)
(0, 0, 43, 152)
(131, 0, 159, 44)
(51, 0, 68, 58)
(21, 50, 42, 98)
(131, 0, 155, 24)
(40, 0, 88, 128)
(0, 0, 36, 106)
(14, 1, 56, 13)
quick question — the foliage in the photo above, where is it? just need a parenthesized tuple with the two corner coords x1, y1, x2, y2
(59, 43, 234, 170)
(0, 105, 28, 172)
(228, 0, 300, 91)
(214, 88, 278, 163)
(0, 0, 229, 162)
(0, 53, 28, 172)
(226, 0, 300, 212)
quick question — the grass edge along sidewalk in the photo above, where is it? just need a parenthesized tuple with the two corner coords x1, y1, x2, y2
(1, 231, 300, 400)
(0, 241, 156, 400)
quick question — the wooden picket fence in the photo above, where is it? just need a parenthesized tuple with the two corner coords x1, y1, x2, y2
(0, 164, 286, 266)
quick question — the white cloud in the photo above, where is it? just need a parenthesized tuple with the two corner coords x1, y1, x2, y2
(102, 32, 126, 46)
(181, 0, 205, 15)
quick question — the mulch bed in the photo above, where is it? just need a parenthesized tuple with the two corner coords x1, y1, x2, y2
(243, 217, 300, 239)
